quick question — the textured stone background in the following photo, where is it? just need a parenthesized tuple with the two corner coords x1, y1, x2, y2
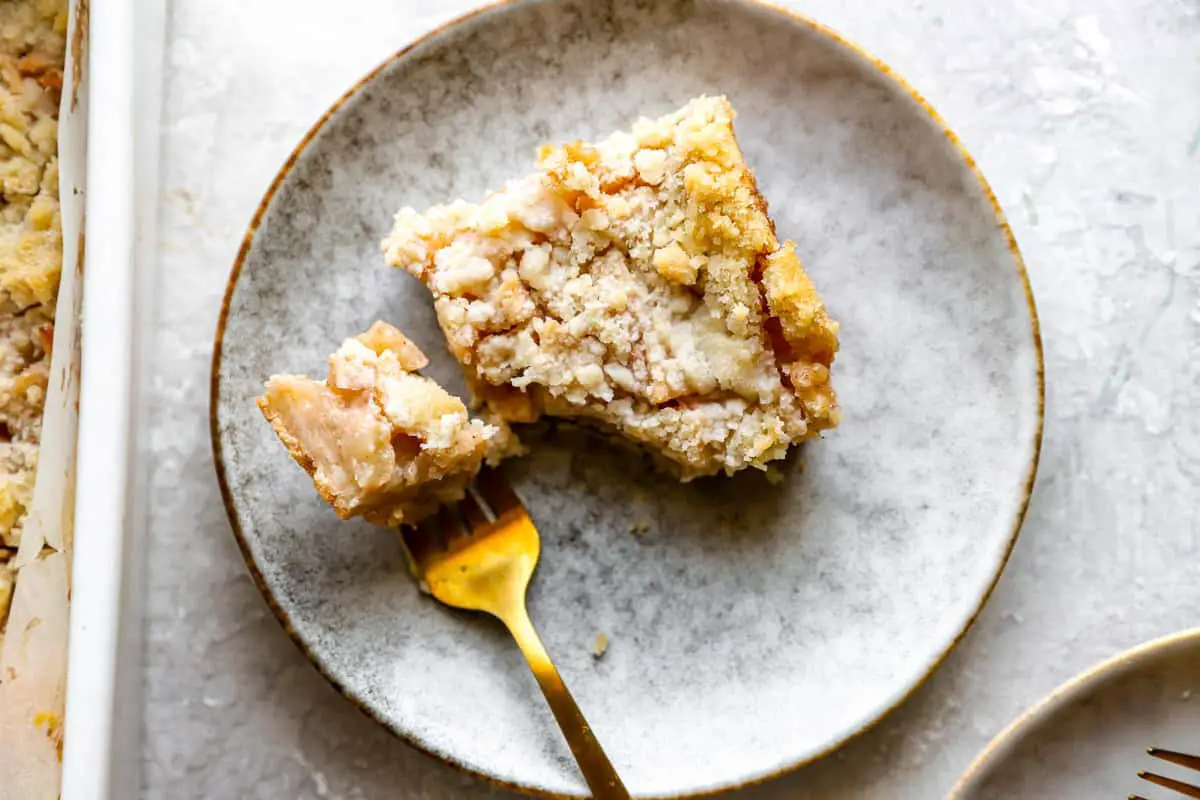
(143, 0, 1200, 797)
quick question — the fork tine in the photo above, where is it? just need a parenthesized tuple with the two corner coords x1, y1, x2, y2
(432, 505, 467, 547)
(1138, 770, 1200, 799)
(440, 494, 485, 553)
(459, 487, 491, 530)
(1150, 749, 1200, 772)
(475, 467, 523, 517)
(401, 523, 441, 571)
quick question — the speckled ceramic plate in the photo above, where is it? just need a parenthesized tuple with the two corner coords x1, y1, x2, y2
(210, 1, 1043, 797)
(949, 629, 1200, 799)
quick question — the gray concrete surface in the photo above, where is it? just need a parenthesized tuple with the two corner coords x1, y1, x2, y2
(142, 1, 1200, 797)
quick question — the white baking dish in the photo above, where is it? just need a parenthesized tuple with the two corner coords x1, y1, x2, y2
(57, 0, 165, 797)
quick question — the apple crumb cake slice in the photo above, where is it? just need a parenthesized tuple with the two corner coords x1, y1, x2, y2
(258, 322, 513, 527)
(383, 95, 839, 479)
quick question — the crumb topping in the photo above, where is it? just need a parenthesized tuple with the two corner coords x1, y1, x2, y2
(384, 96, 839, 478)
(258, 322, 506, 527)
(0, 0, 63, 571)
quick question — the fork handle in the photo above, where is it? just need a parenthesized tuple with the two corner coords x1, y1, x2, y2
(503, 608, 631, 799)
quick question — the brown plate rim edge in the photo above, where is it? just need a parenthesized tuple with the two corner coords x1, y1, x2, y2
(207, 1, 1047, 797)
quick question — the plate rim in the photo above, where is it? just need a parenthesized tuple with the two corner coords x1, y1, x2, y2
(947, 627, 1200, 798)
(208, 1, 1046, 797)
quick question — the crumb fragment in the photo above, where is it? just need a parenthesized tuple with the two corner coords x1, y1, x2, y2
(0, 442, 37, 547)
(592, 632, 609, 659)
(384, 96, 839, 480)
(0, 550, 13, 647)
(258, 322, 511, 527)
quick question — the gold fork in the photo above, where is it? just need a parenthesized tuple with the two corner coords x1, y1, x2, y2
(401, 467, 630, 799)
(1131, 748, 1200, 799)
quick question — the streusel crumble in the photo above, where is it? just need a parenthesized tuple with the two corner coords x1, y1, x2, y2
(383, 96, 839, 478)
(0, 0, 65, 630)
(259, 322, 510, 527)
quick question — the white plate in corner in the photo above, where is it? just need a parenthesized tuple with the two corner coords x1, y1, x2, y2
(210, 0, 1044, 797)
(949, 629, 1200, 799)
